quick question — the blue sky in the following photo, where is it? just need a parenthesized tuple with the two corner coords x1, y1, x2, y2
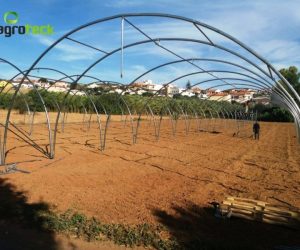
(1, 0, 300, 89)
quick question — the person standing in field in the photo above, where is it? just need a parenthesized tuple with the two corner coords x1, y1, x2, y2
(253, 121, 260, 140)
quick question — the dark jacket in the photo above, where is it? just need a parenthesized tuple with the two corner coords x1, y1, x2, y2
(253, 123, 260, 133)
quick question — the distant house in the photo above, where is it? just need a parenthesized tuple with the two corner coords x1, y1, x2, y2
(55, 81, 69, 88)
(47, 86, 66, 93)
(147, 83, 163, 92)
(0, 80, 8, 87)
(87, 83, 100, 89)
(12, 77, 35, 89)
(198, 93, 208, 99)
(108, 86, 124, 94)
(229, 89, 256, 103)
(132, 80, 163, 95)
(180, 89, 195, 97)
(208, 92, 232, 102)
(136, 89, 147, 95)
(70, 90, 85, 96)
(46, 81, 69, 93)
(252, 96, 270, 105)
(0, 80, 13, 89)
(166, 84, 180, 97)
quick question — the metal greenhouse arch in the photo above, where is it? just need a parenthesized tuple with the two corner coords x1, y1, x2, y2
(1, 13, 299, 167)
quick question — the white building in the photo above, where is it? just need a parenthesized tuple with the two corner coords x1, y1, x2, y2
(70, 90, 85, 96)
(55, 81, 69, 88)
(198, 93, 208, 99)
(179, 88, 195, 97)
(230, 89, 256, 103)
(147, 83, 163, 92)
(87, 83, 100, 89)
(113, 88, 124, 94)
(143, 79, 153, 85)
(208, 93, 232, 102)
(131, 80, 163, 94)
(136, 89, 147, 95)
(166, 84, 179, 97)
(47, 86, 67, 93)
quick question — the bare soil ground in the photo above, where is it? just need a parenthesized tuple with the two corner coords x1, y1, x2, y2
(1, 112, 300, 249)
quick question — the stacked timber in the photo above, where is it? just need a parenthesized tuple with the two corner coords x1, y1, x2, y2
(219, 197, 300, 228)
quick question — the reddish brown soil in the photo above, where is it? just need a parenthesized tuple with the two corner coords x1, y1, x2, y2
(1, 114, 300, 248)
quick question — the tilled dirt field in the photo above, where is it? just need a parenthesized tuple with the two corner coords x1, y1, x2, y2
(1, 113, 300, 249)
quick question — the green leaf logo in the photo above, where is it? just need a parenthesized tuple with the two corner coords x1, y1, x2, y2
(4, 11, 19, 25)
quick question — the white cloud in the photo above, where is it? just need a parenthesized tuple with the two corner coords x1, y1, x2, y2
(29, 0, 300, 85)
(104, 0, 197, 8)
(105, 0, 147, 8)
(37, 36, 100, 62)
(254, 40, 300, 63)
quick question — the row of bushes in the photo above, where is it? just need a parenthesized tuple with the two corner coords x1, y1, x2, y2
(251, 103, 294, 122)
(0, 90, 242, 118)
(0, 89, 294, 122)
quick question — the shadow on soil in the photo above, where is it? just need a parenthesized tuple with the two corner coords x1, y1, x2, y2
(0, 178, 60, 250)
(153, 202, 300, 250)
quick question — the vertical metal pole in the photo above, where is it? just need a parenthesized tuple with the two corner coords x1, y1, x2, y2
(121, 17, 124, 79)
(194, 111, 200, 132)
(61, 110, 66, 133)
(120, 97, 135, 143)
(0, 132, 3, 165)
(167, 107, 176, 136)
(82, 106, 87, 130)
(157, 114, 163, 140)
(147, 105, 158, 140)
(296, 122, 300, 144)
(235, 110, 238, 135)
(29, 110, 36, 136)
(88, 113, 92, 130)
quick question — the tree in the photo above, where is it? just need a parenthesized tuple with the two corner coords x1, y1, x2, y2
(279, 66, 300, 95)
(39, 77, 48, 83)
(142, 92, 154, 97)
(70, 83, 77, 90)
(173, 93, 183, 99)
(186, 80, 191, 90)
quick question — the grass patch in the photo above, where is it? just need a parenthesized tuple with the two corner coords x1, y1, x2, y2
(40, 210, 179, 249)
(0, 179, 178, 249)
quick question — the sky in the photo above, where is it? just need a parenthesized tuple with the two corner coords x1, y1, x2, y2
(1, 0, 300, 89)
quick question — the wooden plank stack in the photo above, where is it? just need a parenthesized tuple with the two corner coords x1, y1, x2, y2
(219, 197, 300, 228)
